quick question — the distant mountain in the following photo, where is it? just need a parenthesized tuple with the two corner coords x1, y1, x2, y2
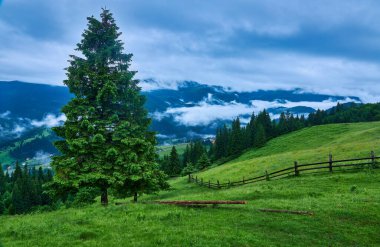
(0, 81, 72, 119)
(143, 80, 360, 140)
(0, 80, 361, 165)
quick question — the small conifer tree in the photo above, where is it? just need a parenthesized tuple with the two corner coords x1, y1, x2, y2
(196, 153, 211, 170)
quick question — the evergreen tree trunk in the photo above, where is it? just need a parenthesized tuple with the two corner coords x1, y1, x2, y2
(101, 188, 108, 206)
(133, 192, 138, 203)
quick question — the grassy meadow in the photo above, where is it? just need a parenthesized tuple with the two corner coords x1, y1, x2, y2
(0, 129, 53, 165)
(199, 122, 380, 182)
(1, 122, 380, 246)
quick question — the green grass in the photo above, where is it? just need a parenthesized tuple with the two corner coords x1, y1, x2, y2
(0, 151, 13, 165)
(1, 172, 379, 247)
(1, 122, 380, 246)
(199, 122, 380, 183)
(0, 129, 53, 165)
(156, 143, 188, 157)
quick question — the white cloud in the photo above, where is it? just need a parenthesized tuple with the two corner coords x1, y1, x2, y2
(250, 97, 361, 112)
(30, 151, 52, 166)
(163, 101, 253, 126)
(151, 111, 167, 121)
(31, 114, 66, 127)
(1, 1, 380, 103)
(0, 111, 11, 118)
(0, 124, 26, 138)
(140, 79, 179, 91)
(156, 134, 176, 139)
(154, 97, 360, 126)
(12, 124, 25, 134)
(134, 49, 380, 103)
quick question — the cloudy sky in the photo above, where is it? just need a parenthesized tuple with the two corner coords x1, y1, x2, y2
(1, 0, 380, 102)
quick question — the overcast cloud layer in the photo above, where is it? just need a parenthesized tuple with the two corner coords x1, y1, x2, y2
(153, 97, 359, 126)
(1, 0, 380, 102)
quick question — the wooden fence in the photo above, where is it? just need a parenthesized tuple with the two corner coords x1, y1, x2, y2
(188, 151, 379, 189)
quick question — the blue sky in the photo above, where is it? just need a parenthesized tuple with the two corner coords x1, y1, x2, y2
(0, 0, 380, 102)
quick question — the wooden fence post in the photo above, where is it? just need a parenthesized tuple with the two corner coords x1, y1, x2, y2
(294, 161, 299, 176)
(371, 151, 375, 169)
(188, 152, 375, 189)
(329, 153, 333, 173)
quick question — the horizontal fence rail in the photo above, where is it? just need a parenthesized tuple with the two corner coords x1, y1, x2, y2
(188, 151, 379, 189)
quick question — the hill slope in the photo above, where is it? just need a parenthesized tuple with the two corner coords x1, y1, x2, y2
(1, 122, 379, 246)
(198, 121, 380, 182)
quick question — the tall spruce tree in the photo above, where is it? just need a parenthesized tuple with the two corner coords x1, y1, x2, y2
(37, 167, 44, 182)
(12, 162, 22, 183)
(220, 125, 229, 157)
(256, 110, 273, 138)
(168, 146, 181, 176)
(50, 9, 168, 205)
(254, 124, 266, 147)
(11, 181, 24, 214)
(247, 112, 256, 147)
(193, 141, 205, 163)
(159, 154, 170, 174)
(182, 144, 190, 167)
(230, 117, 242, 154)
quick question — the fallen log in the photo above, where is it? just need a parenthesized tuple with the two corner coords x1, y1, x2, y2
(155, 200, 247, 205)
(258, 208, 314, 215)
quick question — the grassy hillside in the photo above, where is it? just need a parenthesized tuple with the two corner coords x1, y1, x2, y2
(0, 128, 56, 166)
(1, 122, 379, 246)
(199, 122, 380, 182)
(1, 172, 379, 247)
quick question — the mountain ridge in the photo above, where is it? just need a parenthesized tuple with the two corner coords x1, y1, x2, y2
(0, 80, 361, 165)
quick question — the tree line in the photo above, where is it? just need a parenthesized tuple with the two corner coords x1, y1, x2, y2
(0, 163, 52, 215)
(210, 110, 307, 160)
(159, 102, 380, 177)
(210, 103, 380, 161)
(308, 102, 380, 125)
(157, 109, 303, 176)
(159, 140, 211, 177)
